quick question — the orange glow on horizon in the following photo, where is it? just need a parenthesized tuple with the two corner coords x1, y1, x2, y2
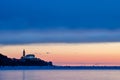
(1, 42, 120, 66)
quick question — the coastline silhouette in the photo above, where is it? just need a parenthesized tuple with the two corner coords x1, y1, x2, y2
(1, 50, 120, 70)
(0, 50, 53, 66)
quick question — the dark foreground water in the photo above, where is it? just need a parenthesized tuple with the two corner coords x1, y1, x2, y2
(0, 70, 120, 80)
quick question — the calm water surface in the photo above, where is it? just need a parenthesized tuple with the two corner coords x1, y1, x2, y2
(0, 70, 120, 80)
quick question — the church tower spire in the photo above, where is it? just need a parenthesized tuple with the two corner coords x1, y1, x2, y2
(23, 49, 26, 57)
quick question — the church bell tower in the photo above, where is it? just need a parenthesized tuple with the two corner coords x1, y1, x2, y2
(23, 49, 26, 57)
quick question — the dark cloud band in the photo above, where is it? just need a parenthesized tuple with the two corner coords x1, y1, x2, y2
(1, 31, 120, 45)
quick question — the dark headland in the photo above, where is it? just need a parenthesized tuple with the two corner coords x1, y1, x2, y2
(0, 50, 53, 67)
(1, 50, 120, 70)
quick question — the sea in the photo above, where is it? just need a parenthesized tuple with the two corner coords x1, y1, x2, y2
(0, 70, 120, 80)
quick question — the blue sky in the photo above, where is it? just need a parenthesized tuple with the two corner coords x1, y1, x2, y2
(0, 0, 120, 45)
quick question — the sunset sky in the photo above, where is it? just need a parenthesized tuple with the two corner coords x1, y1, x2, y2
(0, 0, 120, 65)
(1, 42, 120, 66)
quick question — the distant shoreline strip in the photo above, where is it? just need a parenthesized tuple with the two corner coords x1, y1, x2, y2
(1, 66, 120, 70)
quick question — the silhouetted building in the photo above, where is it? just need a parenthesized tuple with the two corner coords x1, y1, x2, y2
(25, 54, 35, 59)
(21, 49, 36, 60)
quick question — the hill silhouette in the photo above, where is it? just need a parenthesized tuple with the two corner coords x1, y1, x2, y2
(0, 53, 53, 66)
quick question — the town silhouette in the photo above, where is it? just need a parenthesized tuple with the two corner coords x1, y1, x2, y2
(0, 49, 52, 66)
